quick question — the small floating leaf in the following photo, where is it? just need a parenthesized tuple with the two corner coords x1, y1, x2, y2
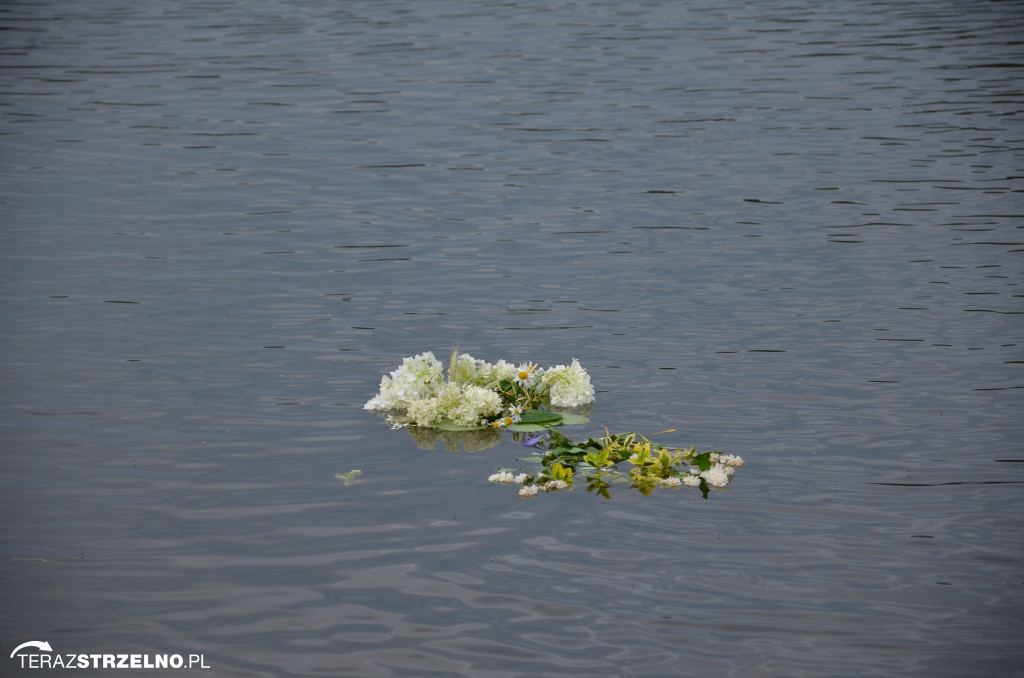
(558, 412, 590, 426)
(335, 469, 362, 485)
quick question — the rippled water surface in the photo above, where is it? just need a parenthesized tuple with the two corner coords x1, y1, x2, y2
(2, 1, 1023, 676)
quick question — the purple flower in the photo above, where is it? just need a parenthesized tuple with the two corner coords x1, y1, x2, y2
(521, 432, 550, 447)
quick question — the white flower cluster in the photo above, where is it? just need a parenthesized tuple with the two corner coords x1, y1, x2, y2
(487, 471, 528, 485)
(516, 480, 569, 497)
(661, 453, 744, 490)
(696, 453, 745, 489)
(701, 465, 731, 488)
(447, 353, 519, 385)
(364, 351, 595, 428)
(540, 359, 596, 408)
(717, 454, 744, 467)
(363, 352, 444, 412)
(363, 351, 503, 427)
(406, 381, 504, 427)
(488, 471, 569, 497)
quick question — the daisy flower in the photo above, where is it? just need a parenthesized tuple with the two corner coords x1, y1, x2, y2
(507, 404, 524, 422)
(491, 414, 518, 428)
(512, 363, 537, 388)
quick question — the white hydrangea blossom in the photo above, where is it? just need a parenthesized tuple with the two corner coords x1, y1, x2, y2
(518, 485, 540, 497)
(397, 351, 444, 385)
(719, 454, 744, 467)
(447, 352, 493, 385)
(543, 480, 569, 492)
(368, 353, 504, 427)
(540, 358, 595, 408)
(448, 353, 527, 388)
(488, 471, 516, 484)
(407, 382, 502, 428)
(406, 395, 443, 427)
(364, 351, 443, 412)
(488, 359, 519, 383)
(444, 383, 503, 426)
(683, 474, 702, 488)
(661, 477, 683, 489)
(363, 377, 401, 411)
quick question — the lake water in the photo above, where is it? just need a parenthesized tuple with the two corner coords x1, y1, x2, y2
(1, 0, 1022, 676)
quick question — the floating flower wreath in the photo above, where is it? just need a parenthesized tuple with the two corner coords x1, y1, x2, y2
(364, 350, 594, 431)
(490, 428, 743, 499)
(363, 351, 742, 497)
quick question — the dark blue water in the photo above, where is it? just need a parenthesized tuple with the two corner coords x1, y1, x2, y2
(2, 1, 1022, 676)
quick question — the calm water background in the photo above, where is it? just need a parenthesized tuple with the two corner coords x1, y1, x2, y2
(2, 1, 1022, 676)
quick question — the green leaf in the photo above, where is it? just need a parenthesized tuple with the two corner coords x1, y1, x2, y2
(557, 412, 590, 426)
(548, 429, 571, 445)
(506, 422, 549, 432)
(547, 462, 574, 483)
(583, 449, 612, 468)
(518, 409, 563, 425)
